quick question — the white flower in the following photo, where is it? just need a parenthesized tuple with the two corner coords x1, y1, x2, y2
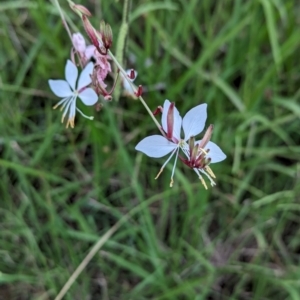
(135, 100, 226, 188)
(49, 60, 98, 128)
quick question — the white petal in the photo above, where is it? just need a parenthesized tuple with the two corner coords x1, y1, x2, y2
(77, 61, 94, 90)
(183, 104, 207, 140)
(161, 99, 182, 140)
(49, 80, 73, 97)
(65, 60, 78, 91)
(79, 88, 98, 106)
(198, 141, 226, 163)
(135, 135, 178, 158)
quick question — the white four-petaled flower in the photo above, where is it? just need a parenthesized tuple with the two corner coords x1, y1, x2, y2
(135, 100, 226, 188)
(49, 60, 98, 128)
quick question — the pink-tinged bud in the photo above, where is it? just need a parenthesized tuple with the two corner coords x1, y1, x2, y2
(198, 124, 213, 150)
(128, 69, 136, 80)
(99, 20, 113, 50)
(69, 2, 92, 17)
(72, 33, 86, 53)
(82, 15, 102, 54)
(167, 103, 175, 139)
(104, 95, 112, 101)
(153, 106, 163, 116)
(134, 85, 143, 97)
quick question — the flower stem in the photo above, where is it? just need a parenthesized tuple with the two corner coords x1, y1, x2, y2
(108, 50, 166, 136)
(52, 0, 73, 41)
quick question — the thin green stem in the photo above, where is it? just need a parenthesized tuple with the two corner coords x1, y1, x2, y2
(108, 50, 166, 136)
(52, 0, 73, 41)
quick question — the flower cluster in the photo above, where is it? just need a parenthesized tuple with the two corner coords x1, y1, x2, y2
(48, 1, 226, 188)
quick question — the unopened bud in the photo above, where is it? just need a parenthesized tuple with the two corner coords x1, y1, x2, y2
(82, 15, 101, 53)
(69, 1, 92, 17)
(128, 69, 136, 80)
(100, 20, 113, 50)
(153, 106, 163, 116)
(104, 95, 112, 101)
(72, 33, 86, 53)
(134, 85, 143, 97)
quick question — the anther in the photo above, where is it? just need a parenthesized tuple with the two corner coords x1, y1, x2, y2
(170, 178, 174, 187)
(155, 168, 164, 179)
(205, 166, 216, 179)
(199, 176, 208, 190)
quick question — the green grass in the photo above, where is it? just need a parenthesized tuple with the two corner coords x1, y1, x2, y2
(1, 0, 300, 299)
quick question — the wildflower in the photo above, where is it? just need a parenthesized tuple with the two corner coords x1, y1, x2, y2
(135, 100, 226, 188)
(48, 60, 98, 128)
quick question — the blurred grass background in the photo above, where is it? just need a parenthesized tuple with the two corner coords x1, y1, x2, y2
(1, 0, 300, 299)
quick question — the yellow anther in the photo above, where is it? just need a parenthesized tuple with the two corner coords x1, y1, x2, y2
(198, 147, 208, 155)
(155, 168, 163, 180)
(53, 104, 59, 109)
(199, 176, 208, 190)
(170, 178, 174, 187)
(205, 166, 216, 179)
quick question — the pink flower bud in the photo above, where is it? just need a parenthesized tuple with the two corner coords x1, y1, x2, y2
(69, 2, 92, 17)
(72, 33, 86, 53)
(134, 85, 143, 97)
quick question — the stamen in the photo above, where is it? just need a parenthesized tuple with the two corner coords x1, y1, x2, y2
(61, 98, 74, 123)
(53, 96, 70, 110)
(199, 169, 216, 186)
(199, 176, 208, 190)
(155, 147, 178, 180)
(155, 168, 164, 179)
(198, 147, 208, 155)
(66, 117, 75, 129)
(170, 148, 180, 187)
(76, 108, 94, 120)
(205, 166, 216, 179)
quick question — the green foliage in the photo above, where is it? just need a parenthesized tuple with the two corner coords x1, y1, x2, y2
(0, 0, 300, 299)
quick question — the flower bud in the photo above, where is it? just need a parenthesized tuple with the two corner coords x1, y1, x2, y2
(100, 20, 113, 50)
(82, 15, 102, 53)
(134, 85, 143, 97)
(128, 69, 136, 80)
(72, 33, 86, 53)
(69, 1, 92, 17)
(153, 106, 163, 116)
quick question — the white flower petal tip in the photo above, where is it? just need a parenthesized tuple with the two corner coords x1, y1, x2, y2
(183, 103, 207, 140)
(205, 141, 226, 163)
(49, 60, 97, 128)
